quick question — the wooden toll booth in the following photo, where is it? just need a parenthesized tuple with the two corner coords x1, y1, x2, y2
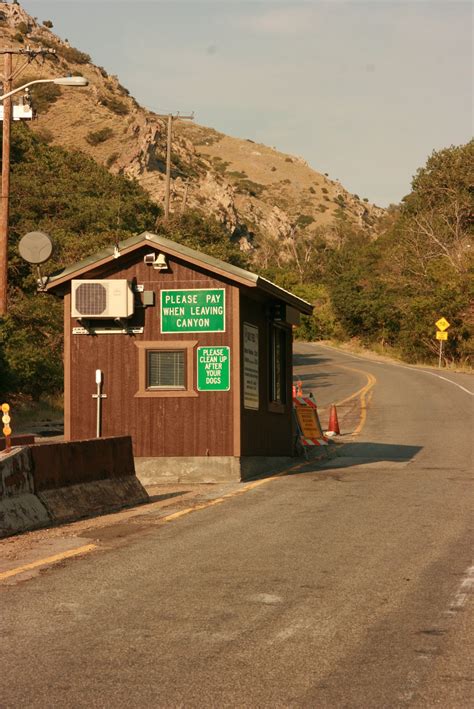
(45, 232, 313, 482)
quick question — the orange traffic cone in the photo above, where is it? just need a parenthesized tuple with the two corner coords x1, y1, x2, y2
(327, 404, 340, 436)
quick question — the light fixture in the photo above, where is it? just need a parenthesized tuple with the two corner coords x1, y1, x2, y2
(144, 252, 168, 271)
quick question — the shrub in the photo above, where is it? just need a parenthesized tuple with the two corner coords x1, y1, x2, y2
(236, 179, 265, 198)
(271, 166, 277, 172)
(211, 156, 230, 174)
(318, 204, 328, 212)
(86, 127, 114, 146)
(322, 187, 328, 194)
(363, 197, 369, 202)
(296, 214, 315, 228)
(13, 32, 24, 43)
(100, 95, 129, 116)
(309, 186, 316, 194)
(33, 35, 56, 50)
(285, 157, 292, 163)
(35, 127, 54, 144)
(227, 170, 247, 179)
(354, 194, 360, 200)
(335, 194, 346, 207)
(106, 152, 120, 167)
(60, 45, 91, 64)
(16, 21, 29, 35)
(97, 66, 108, 78)
(42, 20, 54, 28)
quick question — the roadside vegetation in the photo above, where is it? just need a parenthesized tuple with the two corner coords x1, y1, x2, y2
(263, 140, 473, 368)
(0, 126, 471, 414)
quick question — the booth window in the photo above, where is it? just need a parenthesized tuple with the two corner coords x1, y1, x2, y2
(147, 350, 184, 389)
(270, 324, 287, 408)
(135, 341, 198, 398)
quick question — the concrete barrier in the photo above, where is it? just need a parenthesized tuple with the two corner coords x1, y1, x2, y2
(0, 436, 149, 538)
(0, 434, 35, 451)
(0, 447, 50, 538)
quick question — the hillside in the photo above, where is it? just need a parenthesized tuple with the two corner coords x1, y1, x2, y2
(0, 2, 384, 263)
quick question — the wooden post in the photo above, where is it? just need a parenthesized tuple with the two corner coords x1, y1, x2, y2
(0, 52, 12, 317)
(156, 112, 193, 221)
(164, 114, 172, 221)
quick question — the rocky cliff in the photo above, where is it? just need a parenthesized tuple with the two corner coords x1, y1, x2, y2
(0, 3, 384, 262)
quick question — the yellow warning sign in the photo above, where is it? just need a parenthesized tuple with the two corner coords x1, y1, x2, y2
(436, 331, 448, 341)
(436, 317, 450, 332)
(296, 407, 323, 440)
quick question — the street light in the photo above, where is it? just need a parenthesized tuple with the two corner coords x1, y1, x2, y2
(0, 75, 88, 102)
(0, 75, 88, 316)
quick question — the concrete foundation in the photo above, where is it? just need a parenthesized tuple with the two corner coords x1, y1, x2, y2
(134, 455, 298, 485)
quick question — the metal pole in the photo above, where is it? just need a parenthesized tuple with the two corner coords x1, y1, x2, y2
(95, 379, 101, 437)
(0, 52, 12, 317)
(438, 339, 443, 369)
(164, 114, 172, 221)
(92, 369, 107, 437)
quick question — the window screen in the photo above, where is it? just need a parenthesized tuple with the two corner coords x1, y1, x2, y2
(147, 350, 185, 389)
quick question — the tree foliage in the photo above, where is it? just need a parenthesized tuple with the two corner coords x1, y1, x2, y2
(265, 140, 472, 365)
(1, 124, 161, 398)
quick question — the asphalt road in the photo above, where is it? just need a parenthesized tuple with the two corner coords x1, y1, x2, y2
(2, 343, 473, 708)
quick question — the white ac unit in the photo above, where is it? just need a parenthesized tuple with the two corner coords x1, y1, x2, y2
(71, 279, 134, 319)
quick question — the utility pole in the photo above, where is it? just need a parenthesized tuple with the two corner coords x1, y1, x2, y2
(0, 51, 12, 317)
(155, 112, 194, 221)
(0, 46, 56, 316)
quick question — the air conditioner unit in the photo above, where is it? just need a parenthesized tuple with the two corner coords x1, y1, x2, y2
(71, 279, 134, 319)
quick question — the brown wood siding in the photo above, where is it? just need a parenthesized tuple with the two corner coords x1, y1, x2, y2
(67, 248, 237, 457)
(240, 292, 293, 456)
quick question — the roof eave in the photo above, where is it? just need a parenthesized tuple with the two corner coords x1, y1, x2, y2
(256, 277, 313, 315)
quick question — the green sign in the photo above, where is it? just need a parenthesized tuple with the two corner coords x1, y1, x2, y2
(197, 346, 230, 391)
(161, 288, 225, 333)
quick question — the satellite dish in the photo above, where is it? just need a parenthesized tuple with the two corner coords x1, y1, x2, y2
(18, 231, 54, 264)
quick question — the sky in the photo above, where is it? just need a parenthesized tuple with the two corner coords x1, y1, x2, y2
(21, 1, 472, 207)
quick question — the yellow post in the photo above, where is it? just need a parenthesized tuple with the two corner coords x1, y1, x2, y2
(1, 401, 11, 451)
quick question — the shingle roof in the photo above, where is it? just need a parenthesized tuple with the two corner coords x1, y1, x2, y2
(45, 231, 313, 314)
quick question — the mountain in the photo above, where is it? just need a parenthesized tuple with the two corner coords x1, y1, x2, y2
(0, 2, 384, 263)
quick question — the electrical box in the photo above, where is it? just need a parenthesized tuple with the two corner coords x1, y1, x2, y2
(0, 103, 33, 121)
(71, 279, 134, 319)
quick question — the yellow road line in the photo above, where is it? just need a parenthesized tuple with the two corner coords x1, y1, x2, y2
(2, 374, 377, 580)
(350, 372, 376, 437)
(332, 365, 376, 408)
(0, 543, 97, 581)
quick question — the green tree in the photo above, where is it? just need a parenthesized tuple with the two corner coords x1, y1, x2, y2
(157, 211, 248, 269)
(1, 124, 161, 398)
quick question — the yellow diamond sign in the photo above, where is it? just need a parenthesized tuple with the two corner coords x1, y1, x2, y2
(436, 317, 450, 332)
